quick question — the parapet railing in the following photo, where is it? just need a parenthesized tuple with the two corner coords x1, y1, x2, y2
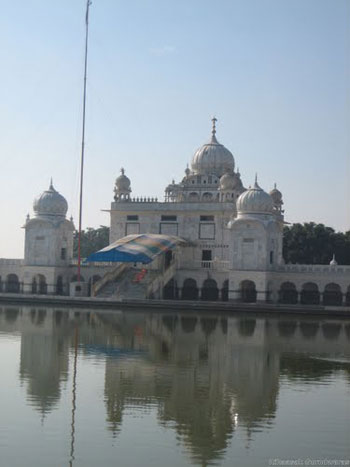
(277, 264, 350, 274)
(0, 259, 24, 265)
(179, 259, 230, 271)
(70, 259, 116, 267)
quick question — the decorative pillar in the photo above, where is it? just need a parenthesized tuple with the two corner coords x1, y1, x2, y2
(23, 282, 32, 294)
(342, 293, 346, 306)
(228, 289, 240, 301)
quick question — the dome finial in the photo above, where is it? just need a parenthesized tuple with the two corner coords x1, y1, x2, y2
(121, 167, 125, 175)
(49, 177, 53, 190)
(211, 116, 218, 142)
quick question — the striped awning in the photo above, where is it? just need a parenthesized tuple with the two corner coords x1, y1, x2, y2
(85, 234, 185, 264)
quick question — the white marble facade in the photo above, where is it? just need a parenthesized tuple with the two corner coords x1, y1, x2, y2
(0, 118, 349, 305)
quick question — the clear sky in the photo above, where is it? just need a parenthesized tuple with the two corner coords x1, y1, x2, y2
(0, 0, 349, 258)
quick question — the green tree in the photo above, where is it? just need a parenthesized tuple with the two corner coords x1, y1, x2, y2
(73, 226, 110, 258)
(283, 223, 350, 265)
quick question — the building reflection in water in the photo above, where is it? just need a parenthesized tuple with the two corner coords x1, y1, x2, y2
(0, 306, 348, 467)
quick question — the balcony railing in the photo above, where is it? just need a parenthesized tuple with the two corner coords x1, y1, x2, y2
(179, 259, 230, 271)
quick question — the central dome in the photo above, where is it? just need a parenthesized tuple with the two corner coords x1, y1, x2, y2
(191, 118, 235, 177)
(33, 180, 68, 218)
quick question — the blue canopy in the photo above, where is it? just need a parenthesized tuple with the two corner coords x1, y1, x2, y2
(84, 233, 185, 264)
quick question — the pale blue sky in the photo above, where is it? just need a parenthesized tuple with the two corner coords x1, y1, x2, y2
(0, 0, 349, 257)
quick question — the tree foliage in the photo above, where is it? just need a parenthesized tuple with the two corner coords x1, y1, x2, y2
(283, 223, 350, 265)
(73, 226, 110, 258)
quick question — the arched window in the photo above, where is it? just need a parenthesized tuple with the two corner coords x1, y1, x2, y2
(300, 282, 320, 305)
(189, 192, 199, 202)
(240, 280, 256, 303)
(56, 276, 64, 295)
(323, 283, 342, 306)
(279, 282, 298, 304)
(182, 278, 198, 300)
(202, 192, 213, 201)
(163, 278, 177, 300)
(201, 278, 219, 301)
(6, 274, 20, 293)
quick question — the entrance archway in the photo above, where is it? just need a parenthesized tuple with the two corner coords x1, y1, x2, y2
(201, 279, 219, 301)
(323, 283, 342, 306)
(240, 280, 257, 303)
(163, 278, 178, 300)
(279, 282, 298, 304)
(6, 274, 20, 293)
(300, 282, 320, 305)
(182, 278, 198, 300)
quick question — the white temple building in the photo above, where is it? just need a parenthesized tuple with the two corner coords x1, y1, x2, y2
(0, 118, 349, 307)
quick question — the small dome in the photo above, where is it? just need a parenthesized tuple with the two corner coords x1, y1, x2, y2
(33, 180, 68, 217)
(237, 178, 274, 214)
(191, 118, 235, 177)
(269, 183, 283, 204)
(219, 170, 243, 191)
(219, 171, 235, 191)
(115, 168, 131, 192)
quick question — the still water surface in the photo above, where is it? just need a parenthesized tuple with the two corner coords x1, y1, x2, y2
(0, 305, 349, 467)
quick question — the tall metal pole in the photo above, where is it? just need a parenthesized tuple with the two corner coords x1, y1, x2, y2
(77, 0, 92, 282)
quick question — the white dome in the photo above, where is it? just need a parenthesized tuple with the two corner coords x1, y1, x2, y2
(191, 118, 235, 177)
(237, 179, 274, 214)
(219, 170, 243, 191)
(115, 168, 131, 192)
(33, 181, 68, 217)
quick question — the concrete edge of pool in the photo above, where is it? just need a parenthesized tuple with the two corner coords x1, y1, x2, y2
(0, 292, 350, 317)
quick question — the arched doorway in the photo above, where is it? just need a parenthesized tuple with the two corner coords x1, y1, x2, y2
(37, 275, 47, 294)
(221, 280, 229, 302)
(201, 278, 219, 301)
(6, 274, 20, 293)
(56, 276, 64, 295)
(279, 282, 298, 304)
(182, 278, 198, 300)
(163, 278, 178, 300)
(323, 283, 342, 306)
(300, 283, 320, 305)
(240, 280, 257, 303)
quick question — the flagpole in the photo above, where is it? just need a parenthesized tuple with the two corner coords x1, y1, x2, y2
(77, 0, 92, 282)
